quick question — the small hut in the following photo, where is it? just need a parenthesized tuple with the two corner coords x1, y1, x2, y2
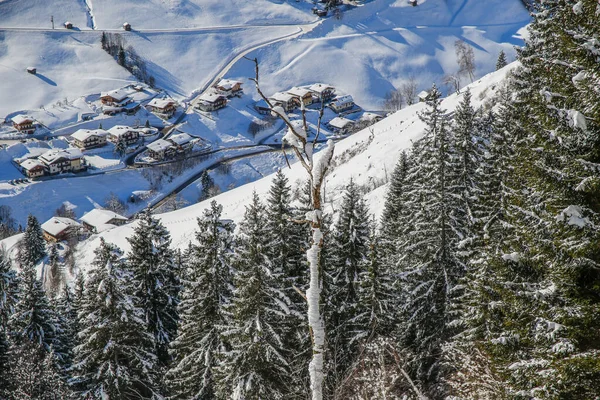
(123, 22, 131, 31)
(64, 21, 73, 29)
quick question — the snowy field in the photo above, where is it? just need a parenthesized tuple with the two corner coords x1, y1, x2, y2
(68, 62, 517, 271)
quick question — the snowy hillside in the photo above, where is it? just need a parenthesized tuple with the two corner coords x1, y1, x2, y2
(0, 0, 529, 119)
(72, 62, 516, 271)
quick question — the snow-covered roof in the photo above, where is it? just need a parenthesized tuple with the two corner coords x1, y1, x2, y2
(147, 98, 176, 109)
(41, 217, 80, 237)
(270, 92, 295, 103)
(255, 99, 270, 109)
(361, 112, 382, 122)
(80, 209, 128, 231)
(309, 83, 334, 94)
(168, 133, 193, 146)
(100, 88, 131, 102)
(20, 159, 44, 171)
(39, 148, 83, 164)
(216, 78, 242, 90)
(328, 116, 354, 129)
(287, 87, 312, 98)
(12, 115, 34, 125)
(418, 90, 430, 99)
(332, 95, 354, 105)
(198, 91, 226, 103)
(107, 125, 136, 137)
(71, 129, 107, 142)
(146, 139, 173, 153)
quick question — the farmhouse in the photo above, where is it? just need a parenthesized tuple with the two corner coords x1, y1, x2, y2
(330, 95, 355, 113)
(80, 209, 128, 233)
(100, 89, 132, 107)
(215, 79, 243, 98)
(38, 148, 86, 174)
(287, 87, 313, 107)
(360, 112, 383, 124)
(254, 99, 271, 115)
(107, 125, 140, 145)
(41, 217, 81, 242)
(11, 115, 36, 134)
(269, 92, 299, 113)
(71, 129, 108, 150)
(327, 117, 355, 134)
(147, 98, 177, 119)
(309, 83, 336, 101)
(196, 92, 227, 112)
(19, 159, 45, 179)
(168, 133, 194, 153)
(146, 139, 176, 161)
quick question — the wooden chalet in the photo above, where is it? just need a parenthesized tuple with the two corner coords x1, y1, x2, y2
(71, 129, 108, 150)
(254, 99, 271, 115)
(147, 98, 177, 119)
(418, 90, 431, 102)
(269, 92, 299, 113)
(80, 209, 128, 233)
(215, 79, 243, 98)
(100, 89, 132, 107)
(287, 87, 313, 107)
(11, 115, 36, 134)
(196, 91, 227, 112)
(330, 95, 355, 113)
(41, 217, 81, 242)
(309, 83, 335, 101)
(167, 133, 195, 153)
(107, 125, 140, 145)
(38, 148, 86, 174)
(327, 116, 354, 134)
(146, 139, 176, 161)
(19, 159, 45, 179)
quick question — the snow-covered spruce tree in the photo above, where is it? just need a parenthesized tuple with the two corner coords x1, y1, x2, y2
(18, 214, 46, 267)
(496, 50, 507, 70)
(469, 1, 600, 397)
(0, 247, 19, 395)
(216, 192, 294, 399)
(127, 211, 180, 367)
(247, 57, 334, 399)
(10, 257, 58, 353)
(52, 283, 78, 372)
(71, 238, 161, 398)
(326, 178, 371, 380)
(168, 201, 235, 399)
(394, 84, 464, 397)
(265, 170, 311, 392)
(380, 150, 409, 257)
(9, 343, 71, 399)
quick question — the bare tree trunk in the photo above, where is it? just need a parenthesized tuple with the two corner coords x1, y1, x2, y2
(245, 57, 334, 400)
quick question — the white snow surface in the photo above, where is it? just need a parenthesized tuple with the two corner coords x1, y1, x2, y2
(70, 62, 516, 272)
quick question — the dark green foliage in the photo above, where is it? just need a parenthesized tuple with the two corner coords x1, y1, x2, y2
(496, 49, 507, 70)
(216, 192, 293, 399)
(71, 239, 160, 398)
(127, 211, 180, 367)
(168, 201, 235, 399)
(18, 214, 46, 268)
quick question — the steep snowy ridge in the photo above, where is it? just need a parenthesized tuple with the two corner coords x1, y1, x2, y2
(72, 62, 516, 272)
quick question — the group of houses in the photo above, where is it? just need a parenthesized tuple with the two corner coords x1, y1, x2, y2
(195, 78, 243, 112)
(41, 209, 129, 242)
(254, 83, 356, 115)
(145, 132, 197, 161)
(69, 124, 155, 151)
(18, 147, 86, 179)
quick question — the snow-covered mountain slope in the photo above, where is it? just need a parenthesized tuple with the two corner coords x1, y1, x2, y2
(225, 0, 530, 109)
(0, 0, 528, 119)
(72, 62, 516, 271)
(0, 0, 313, 30)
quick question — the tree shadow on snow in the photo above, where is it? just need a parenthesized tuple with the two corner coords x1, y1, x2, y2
(34, 73, 57, 86)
